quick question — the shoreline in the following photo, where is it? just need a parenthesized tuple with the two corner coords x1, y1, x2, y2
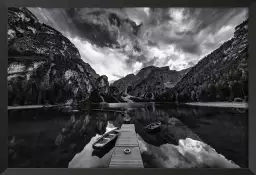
(8, 105, 57, 110)
(8, 101, 249, 110)
(185, 102, 248, 109)
(8, 104, 63, 110)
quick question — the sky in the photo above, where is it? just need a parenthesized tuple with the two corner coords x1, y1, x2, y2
(28, 8, 248, 82)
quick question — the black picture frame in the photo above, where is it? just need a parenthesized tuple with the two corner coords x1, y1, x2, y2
(1, 0, 255, 175)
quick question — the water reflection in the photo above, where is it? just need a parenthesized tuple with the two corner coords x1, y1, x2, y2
(68, 122, 117, 168)
(67, 103, 247, 168)
(8, 102, 248, 168)
(137, 135, 197, 168)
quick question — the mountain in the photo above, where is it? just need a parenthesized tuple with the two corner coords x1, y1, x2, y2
(7, 7, 116, 106)
(8, 7, 248, 105)
(111, 73, 136, 93)
(112, 66, 190, 101)
(156, 19, 248, 102)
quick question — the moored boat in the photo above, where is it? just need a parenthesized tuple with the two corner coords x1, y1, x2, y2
(124, 116, 131, 124)
(92, 128, 120, 150)
(145, 121, 162, 133)
(123, 111, 132, 124)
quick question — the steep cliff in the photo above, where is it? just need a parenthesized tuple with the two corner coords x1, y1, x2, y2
(8, 7, 101, 106)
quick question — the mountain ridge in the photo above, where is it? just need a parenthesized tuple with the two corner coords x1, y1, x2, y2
(8, 7, 248, 105)
(7, 7, 120, 106)
(112, 65, 191, 100)
(111, 19, 248, 103)
(156, 19, 248, 102)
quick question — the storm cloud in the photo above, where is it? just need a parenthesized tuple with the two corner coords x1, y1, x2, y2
(28, 7, 248, 81)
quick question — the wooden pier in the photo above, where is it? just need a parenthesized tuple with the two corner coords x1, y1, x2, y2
(109, 124, 144, 168)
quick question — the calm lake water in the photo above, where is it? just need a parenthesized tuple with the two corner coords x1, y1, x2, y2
(8, 102, 248, 168)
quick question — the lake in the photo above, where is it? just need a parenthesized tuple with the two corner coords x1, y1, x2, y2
(8, 102, 248, 168)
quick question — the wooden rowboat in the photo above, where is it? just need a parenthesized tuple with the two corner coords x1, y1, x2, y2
(145, 121, 162, 133)
(92, 128, 120, 150)
(124, 116, 131, 124)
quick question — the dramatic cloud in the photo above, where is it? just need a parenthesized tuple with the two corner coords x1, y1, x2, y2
(28, 7, 248, 81)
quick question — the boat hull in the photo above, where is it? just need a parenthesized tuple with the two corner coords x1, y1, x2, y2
(92, 129, 120, 150)
(145, 122, 162, 133)
(145, 127, 161, 133)
(124, 119, 131, 124)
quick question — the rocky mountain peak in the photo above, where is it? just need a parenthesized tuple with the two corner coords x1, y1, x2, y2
(159, 66, 171, 71)
(157, 19, 248, 102)
(7, 7, 106, 106)
(8, 8, 81, 61)
(137, 65, 156, 72)
(234, 19, 248, 38)
(125, 73, 136, 78)
(112, 64, 190, 101)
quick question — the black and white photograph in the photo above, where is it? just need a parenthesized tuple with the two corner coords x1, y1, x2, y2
(8, 7, 248, 168)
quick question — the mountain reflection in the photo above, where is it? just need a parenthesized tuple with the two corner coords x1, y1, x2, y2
(8, 102, 247, 168)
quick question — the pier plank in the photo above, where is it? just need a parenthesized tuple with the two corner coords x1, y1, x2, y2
(115, 131, 138, 147)
(109, 147, 143, 168)
(109, 124, 144, 168)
